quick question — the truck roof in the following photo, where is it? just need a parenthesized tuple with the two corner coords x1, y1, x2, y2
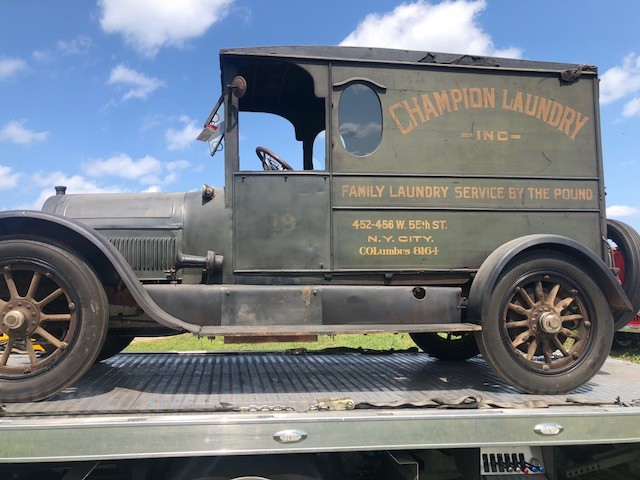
(220, 45, 597, 74)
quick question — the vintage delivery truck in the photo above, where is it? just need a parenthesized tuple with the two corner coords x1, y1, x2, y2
(1, 46, 640, 402)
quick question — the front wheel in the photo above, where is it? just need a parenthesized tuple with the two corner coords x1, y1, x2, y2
(0, 240, 108, 402)
(477, 252, 613, 394)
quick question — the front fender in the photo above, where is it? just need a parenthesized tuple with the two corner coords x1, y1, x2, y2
(467, 234, 632, 325)
(0, 210, 196, 333)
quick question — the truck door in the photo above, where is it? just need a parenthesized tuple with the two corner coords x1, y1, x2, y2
(233, 170, 330, 273)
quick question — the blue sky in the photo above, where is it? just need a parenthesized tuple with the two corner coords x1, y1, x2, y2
(1, 0, 639, 232)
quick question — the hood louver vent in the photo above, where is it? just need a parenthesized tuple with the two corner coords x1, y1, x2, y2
(108, 237, 176, 272)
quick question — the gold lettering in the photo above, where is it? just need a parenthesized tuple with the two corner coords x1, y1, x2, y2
(389, 88, 588, 140)
(524, 93, 538, 116)
(461, 88, 470, 109)
(420, 93, 440, 121)
(557, 106, 576, 137)
(502, 89, 513, 110)
(527, 187, 550, 200)
(511, 91, 523, 113)
(454, 186, 505, 199)
(388, 102, 413, 135)
(483, 87, 495, 108)
(547, 101, 564, 127)
(433, 91, 451, 114)
(553, 188, 594, 201)
(450, 89, 464, 111)
(468, 87, 482, 108)
(402, 98, 425, 127)
(536, 97, 552, 122)
(570, 112, 590, 140)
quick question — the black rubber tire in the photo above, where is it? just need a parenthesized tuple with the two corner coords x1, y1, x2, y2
(0, 240, 108, 402)
(612, 331, 638, 351)
(477, 251, 613, 394)
(607, 219, 640, 330)
(410, 332, 479, 360)
(95, 334, 135, 362)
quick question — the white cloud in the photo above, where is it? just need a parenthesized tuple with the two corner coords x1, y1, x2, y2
(341, 0, 521, 58)
(57, 35, 93, 55)
(32, 36, 93, 64)
(622, 97, 640, 118)
(600, 53, 640, 105)
(339, 121, 382, 139)
(0, 119, 49, 145)
(166, 159, 191, 170)
(82, 153, 186, 186)
(107, 65, 164, 101)
(607, 205, 640, 218)
(32, 50, 53, 63)
(24, 172, 125, 210)
(166, 115, 201, 150)
(142, 185, 162, 193)
(0, 165, 21, 190)
(140, 114, 167, 132)
(0, 57, 27, 79)
(99, 0, 234, 57)
(83, 153, 162, 180)
(32, 171, 120, 193)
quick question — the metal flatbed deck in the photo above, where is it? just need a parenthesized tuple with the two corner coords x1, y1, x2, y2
(2, 351, 640, 463)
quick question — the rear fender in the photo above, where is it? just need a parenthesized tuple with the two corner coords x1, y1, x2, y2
(467, 234, 632, 324)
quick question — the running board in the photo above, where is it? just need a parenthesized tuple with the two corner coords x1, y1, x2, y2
(144, 284, 466, 335)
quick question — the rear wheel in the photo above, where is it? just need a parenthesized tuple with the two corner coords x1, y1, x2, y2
(607, 219, 640, 330)
(410, 332, 479, 360)
(612, 332, 638, 351)
(477, 252, 613, 394)
(0, 240, 108, 402)
(96, 334, 135, 362)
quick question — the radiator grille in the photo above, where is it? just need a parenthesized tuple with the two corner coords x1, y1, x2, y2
(108, 236, 176, 272)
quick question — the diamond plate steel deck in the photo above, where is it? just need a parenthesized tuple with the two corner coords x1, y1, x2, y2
(2, 352, 640, 463)
(4, 351, 640, 415)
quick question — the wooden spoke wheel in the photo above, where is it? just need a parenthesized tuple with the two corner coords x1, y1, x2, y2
(0, 240, 108, 402)
(478, 252, 613, 394)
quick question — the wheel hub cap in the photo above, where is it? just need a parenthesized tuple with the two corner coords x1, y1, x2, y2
(3, 310, 26, 330)
(539, 311, 562, 334)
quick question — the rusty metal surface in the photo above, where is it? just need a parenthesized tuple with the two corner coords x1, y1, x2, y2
(3, 352, 640, 416)
(223, 335, 318, 344)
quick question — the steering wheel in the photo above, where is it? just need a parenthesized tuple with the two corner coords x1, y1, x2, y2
(256, 146, 293, 171)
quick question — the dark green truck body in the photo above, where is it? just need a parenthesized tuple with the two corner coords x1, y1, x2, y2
(1, 46, 637, 401)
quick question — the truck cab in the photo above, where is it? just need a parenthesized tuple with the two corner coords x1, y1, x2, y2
(220, 47, 602, 273)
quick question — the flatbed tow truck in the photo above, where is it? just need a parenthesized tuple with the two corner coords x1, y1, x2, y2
(2, 349, 640, 479)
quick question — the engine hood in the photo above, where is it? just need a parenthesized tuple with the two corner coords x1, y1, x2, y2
(42, 192, 186, 279)
(42, 192, 186, 229)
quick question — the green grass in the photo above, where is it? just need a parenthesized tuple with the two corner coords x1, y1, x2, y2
(125, 332, 416, 353)
(125, 333, 640, 365)
(610, 346, 640, 363)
